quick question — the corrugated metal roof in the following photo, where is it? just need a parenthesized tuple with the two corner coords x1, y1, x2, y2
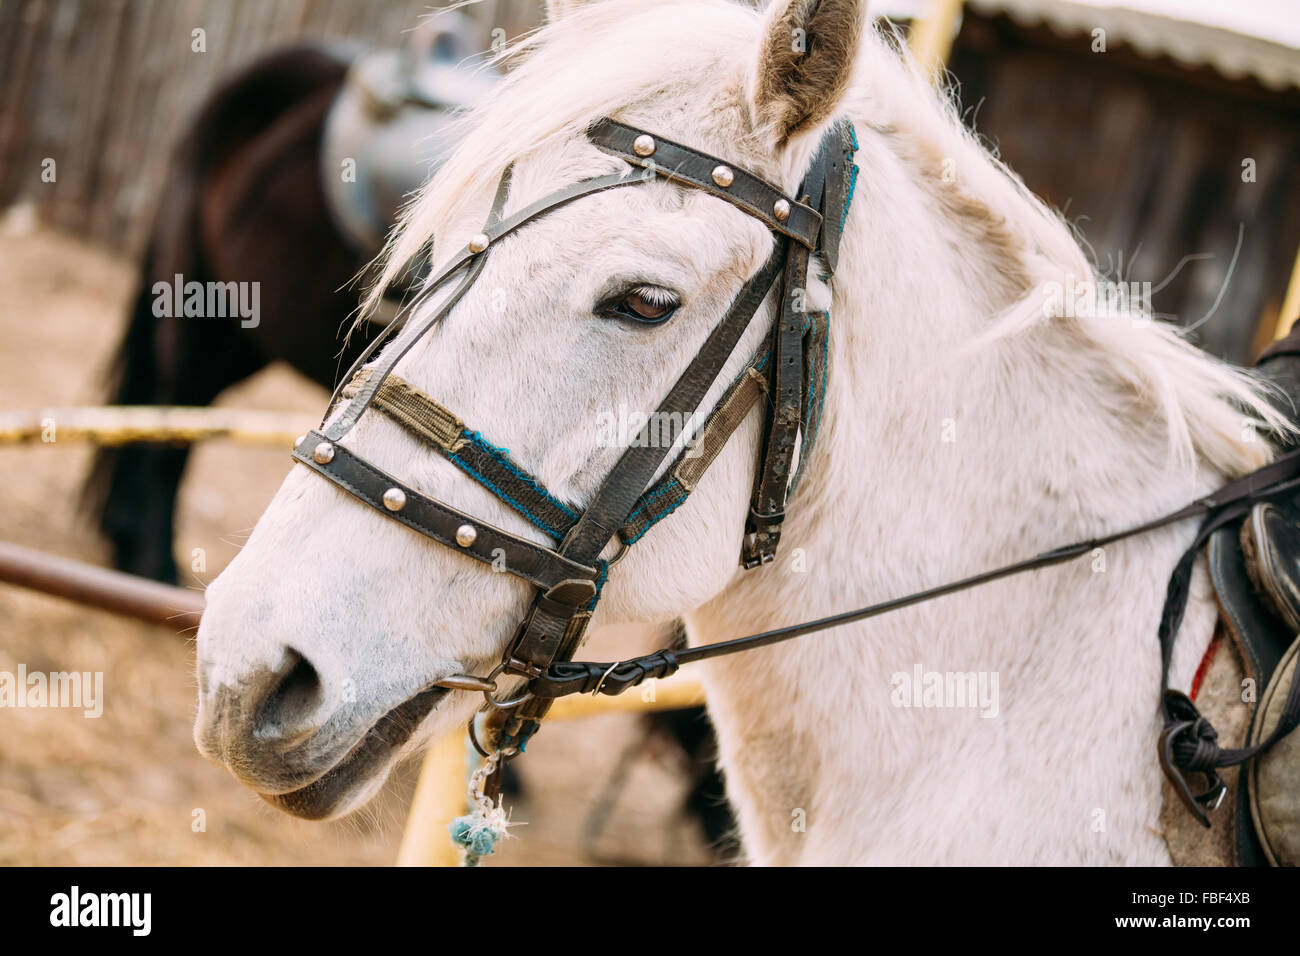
(873, 0, 1300, 91)
(963, 0, 1300, 90)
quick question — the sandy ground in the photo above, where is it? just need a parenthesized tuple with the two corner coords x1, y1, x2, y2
(0, 225, 713, 866)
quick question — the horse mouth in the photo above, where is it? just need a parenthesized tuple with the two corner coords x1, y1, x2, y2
(262, 684, 451, 820)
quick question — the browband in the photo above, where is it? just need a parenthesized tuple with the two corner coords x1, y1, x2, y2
(587, 118, 823, 248)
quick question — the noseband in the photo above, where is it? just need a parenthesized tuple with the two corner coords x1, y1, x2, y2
(292, 117, 1300, 827)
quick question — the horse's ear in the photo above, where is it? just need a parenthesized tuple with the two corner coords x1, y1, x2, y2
(749, 0, 866, 147)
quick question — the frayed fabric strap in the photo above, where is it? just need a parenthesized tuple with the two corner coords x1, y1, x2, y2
(617, 364, 769, 546)
(343, 370, 465, 451)
(343, 370, 580, 541)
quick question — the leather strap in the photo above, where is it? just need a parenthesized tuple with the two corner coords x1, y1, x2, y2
(559, 247, 787, 565)
(617, 362, 769, 545)
(817, 121, 858, 276)
(794, 308, 831, 493)
(327, 242, 490, 441)
(744, 245, 808, 567)
(529, 448, 1300, 699)
(292, 432, 599, 591)
(325, 165, 517, 432)
(588, 118, 822, 249)
(743, 134, 831, 567)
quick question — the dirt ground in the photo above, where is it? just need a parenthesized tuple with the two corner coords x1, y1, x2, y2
(0, 224, 714, 866)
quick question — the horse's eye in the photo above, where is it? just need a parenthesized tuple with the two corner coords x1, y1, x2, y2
(596, 285, 681, 325)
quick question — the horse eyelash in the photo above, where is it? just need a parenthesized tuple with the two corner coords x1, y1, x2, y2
(594, 284, 682, 320)
(627, 285, 680, 308)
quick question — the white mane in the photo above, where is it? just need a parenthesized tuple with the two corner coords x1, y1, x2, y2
(371, 0, 1286, 479)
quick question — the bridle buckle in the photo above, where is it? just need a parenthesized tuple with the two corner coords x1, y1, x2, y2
(742, 506, 785, 569)
(1157, 691, 1228, 828)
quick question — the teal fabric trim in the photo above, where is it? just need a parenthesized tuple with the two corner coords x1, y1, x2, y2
(446, 453, 567, 540)
(585, 558, 609, 611)
(623, 478, 684, 531)
(624, 488, 689, 545)
(462, 430, 579, 521)
(843, 122, 859, 229)
(448, 429, 580, 541)
(806, 316, 829, 456)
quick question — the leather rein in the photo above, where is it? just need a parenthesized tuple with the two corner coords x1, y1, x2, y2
(293, 117, 1300, 825)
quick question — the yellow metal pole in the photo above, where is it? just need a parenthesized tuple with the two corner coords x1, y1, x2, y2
(396, 731, 468, 867)
(1271, 240, 1300, 341)
(0, 406, 310, 446)
(908, 0, 965, 78)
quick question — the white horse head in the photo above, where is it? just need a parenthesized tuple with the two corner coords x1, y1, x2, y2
(194, 0, 1282, 862)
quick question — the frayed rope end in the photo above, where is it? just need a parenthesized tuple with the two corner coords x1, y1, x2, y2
(448, 801, 512, 866)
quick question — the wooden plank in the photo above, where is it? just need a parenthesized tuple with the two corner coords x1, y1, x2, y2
(0, 0, 548, 241)
(0, 0, 54, 211)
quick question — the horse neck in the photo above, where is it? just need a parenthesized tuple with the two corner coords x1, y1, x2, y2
(686, 115, 1226, 864)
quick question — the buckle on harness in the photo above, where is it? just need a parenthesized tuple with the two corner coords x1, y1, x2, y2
(740, 544, 776, 570)
(742, 506, 785, 569)
(1158, 691, 1228, 828)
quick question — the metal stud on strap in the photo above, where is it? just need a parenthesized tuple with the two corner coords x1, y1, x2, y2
(587, 118, 822, 249)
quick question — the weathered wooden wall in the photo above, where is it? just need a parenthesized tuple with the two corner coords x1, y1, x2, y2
(3, 1, 1297, 361)
(0, 0, 543, 252)
(949, 14, 1300, 363)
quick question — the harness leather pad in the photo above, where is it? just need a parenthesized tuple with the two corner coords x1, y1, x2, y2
(1238, 502, 1300, 865)
(1206, 520, 1292, 865)
(1204, 493, 1300, 865)
(1195, 339, 1300, 865)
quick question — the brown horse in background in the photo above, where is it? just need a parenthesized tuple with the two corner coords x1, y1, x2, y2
(82, 43, 380, 584)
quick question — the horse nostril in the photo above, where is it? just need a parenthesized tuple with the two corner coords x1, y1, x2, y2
(253, 647, 326, 747)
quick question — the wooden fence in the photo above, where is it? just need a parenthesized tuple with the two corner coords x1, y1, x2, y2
(0, 0, 543, 253)
(3, 0, 1297, 361)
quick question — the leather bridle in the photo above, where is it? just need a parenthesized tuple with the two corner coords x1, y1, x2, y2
(296, 117, 855, 755)
(292, 116, 1300, 825)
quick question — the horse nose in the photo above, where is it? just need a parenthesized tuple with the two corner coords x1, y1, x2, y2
(249, 647, 328, 747)
(201, 645, 330, 761)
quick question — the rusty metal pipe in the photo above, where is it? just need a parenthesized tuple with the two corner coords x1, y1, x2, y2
(0, 540, 204, 631)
